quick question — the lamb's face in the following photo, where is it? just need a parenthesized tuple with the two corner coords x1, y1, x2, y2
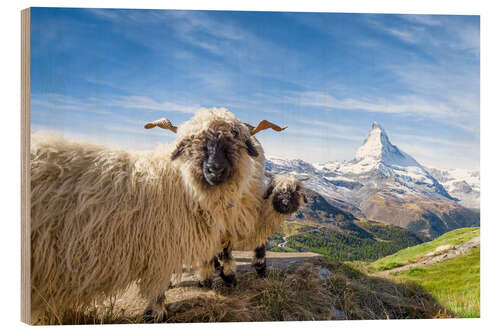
(271, 183, 305, 214)
(265, 177, 308, 214)
(172, 122, 259, 187)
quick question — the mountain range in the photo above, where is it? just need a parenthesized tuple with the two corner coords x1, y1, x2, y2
(266, 122, 480, 238)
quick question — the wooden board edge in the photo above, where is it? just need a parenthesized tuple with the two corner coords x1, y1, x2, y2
(21, 7, 31, 325)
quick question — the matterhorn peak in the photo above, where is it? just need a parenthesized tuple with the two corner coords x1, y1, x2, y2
(368, 121, 388, 139)
(354, 122, 419, 168)
(355, 122, 391, 161)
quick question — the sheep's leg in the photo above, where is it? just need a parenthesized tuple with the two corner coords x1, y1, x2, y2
(213, 255, 223, 273)
(252, 244, 267, 278)
(198, 257, 216, 288)
(217, 243, 237, 287)
(143, 293, 168, 323)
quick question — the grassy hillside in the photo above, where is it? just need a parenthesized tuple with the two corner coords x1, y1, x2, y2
(269, 219, 426, 261)
(269, 226, 481, 318)
(391, 248, 480, 318)
(368, 227, 480, 318)
(371, 227, 479, 271)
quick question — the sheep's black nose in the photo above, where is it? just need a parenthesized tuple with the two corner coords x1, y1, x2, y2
(207, 163, 225, 176)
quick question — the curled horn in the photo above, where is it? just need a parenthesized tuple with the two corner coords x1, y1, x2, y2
(144, 118, 177, 133)
(246, 120, 288, 136)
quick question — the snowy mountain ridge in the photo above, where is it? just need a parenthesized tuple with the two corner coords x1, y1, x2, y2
(426, 167, 480, 209)
(266, 122, 480, 215)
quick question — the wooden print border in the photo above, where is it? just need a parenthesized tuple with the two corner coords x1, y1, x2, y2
(21, 7, 31, 325)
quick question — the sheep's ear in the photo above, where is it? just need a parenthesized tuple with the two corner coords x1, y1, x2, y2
(263, 183, 275, 200)
(302, 194, 309, 204)
(248, 120, 287, 136)
(145, 118, 178, 133)
(245, 139, 259, 157)
(171, 140, 187, 160)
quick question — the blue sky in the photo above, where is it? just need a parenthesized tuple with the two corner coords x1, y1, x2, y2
(30, 8, 479, 169)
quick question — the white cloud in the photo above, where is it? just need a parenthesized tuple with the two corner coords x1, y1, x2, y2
(399, 15, 444, 27)
(382, 27, 419, 44)
(367, 14, 479, 58)
(398, 142, 479, 170)
(388, 130, 479, 169)
(286, 91, 454, 118)
(32, 93, 200, 115)
(293, 118, 365, 142)
(31, 121, 176, 151)
(452, 24, 480, 56)
(285, 127, 363, 143)
(88, 9, 247, 57)
(85, 8, 122, 22)
(392, 133, 477, 151)
(385, 63, 479, 135)
(85, 77, 129, 91)
(259, 134, 356, 163)
(105, 96, 199, 114)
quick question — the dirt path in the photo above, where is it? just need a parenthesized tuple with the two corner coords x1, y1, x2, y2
(277, 236, 289, 248)
(378, 236, 480, 276)
(235, 250, 320, 269)
(172, 250, 322, 287)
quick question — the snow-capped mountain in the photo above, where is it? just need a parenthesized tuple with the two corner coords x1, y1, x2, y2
(354, 121, 420, 170)
(426, 167, 480, 209)
(265, 157, 363, 214)
(316, 122, 453, 200)
(266, 122, 480, 238)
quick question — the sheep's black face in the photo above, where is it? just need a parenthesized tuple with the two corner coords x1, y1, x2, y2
(178, 129, 241, 187)
(171, 126, 254, 187)
(272, 188, 301, 214)
(202, 132, 236, 186)
(265, 183, 306, 214)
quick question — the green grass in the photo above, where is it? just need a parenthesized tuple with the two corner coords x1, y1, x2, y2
(268, 246, 297, 252)
(284, 223, 424, 262)
(371, 227, 479, 271)
(282, 221, 312, 237)
(320, 259, 453, 319)
(392, 247, 480, 318)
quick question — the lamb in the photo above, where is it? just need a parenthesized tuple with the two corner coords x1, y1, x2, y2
(29, 107, 287, 323)
(237, 173, 309, 277)
(201, 173, 308, 287)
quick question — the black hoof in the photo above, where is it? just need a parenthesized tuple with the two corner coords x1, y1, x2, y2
(220, 272, 237, 288)
(256, 267, 267, 278)
(254, 262, 267, 278)
(198, 278, 213, 289)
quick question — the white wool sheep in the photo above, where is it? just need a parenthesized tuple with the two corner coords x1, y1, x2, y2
(30, 107, 286, 323)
